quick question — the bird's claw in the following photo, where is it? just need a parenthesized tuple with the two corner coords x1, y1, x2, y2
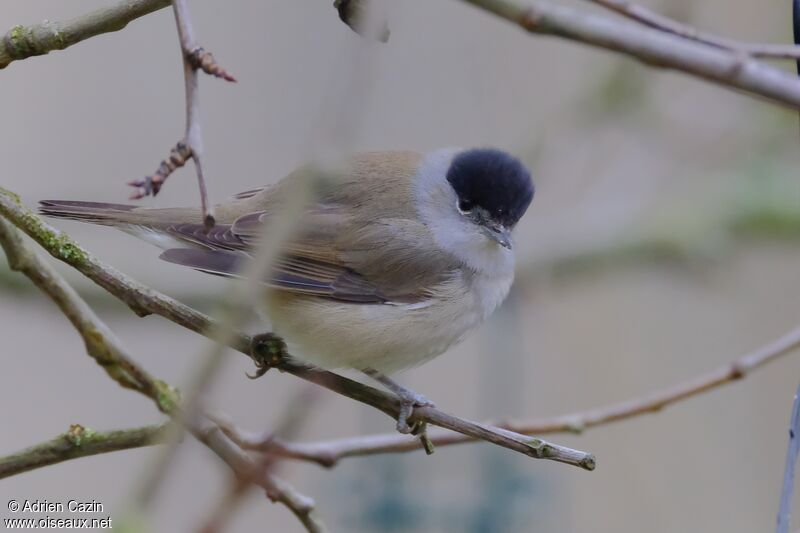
(394, 392, 435, 434)
(248, 333, 288, 379)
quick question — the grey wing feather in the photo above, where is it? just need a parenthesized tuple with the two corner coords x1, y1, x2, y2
(156, 151, 454, 304)
(159, 248, 389, 303)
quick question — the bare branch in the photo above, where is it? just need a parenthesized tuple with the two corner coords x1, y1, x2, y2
(776, 383, 800, 533)
(585, 0, 800, 60)
(190, 417, 328, 533)
(129, 0, 235, 228)
(0, 189, 594, 471)
(262, 474, 328, 533)
(0, 187, 220, 340)
(276, 363, 595, 469)
(229, 326, 800, 464)
(457, 0, 800, 109)
(199, 386, 322, 533)
(0, 0, 171, 70)
(0, 424, 168, 480)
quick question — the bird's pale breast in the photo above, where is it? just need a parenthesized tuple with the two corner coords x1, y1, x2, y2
(263, 267, 513, 374)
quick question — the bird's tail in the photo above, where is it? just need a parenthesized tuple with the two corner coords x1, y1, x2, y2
(38, 200, 142, 226)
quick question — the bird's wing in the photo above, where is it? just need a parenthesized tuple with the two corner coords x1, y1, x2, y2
(159, 151, 457, 304)
(161, 203, 454, 304)
(159, 248, 390, 303)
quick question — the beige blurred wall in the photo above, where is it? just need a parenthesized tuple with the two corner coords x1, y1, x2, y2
(2, 1, 800, 532)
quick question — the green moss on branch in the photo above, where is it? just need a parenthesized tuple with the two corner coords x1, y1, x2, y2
(0, 424, 168, 479)
(0, 0, 170, 69)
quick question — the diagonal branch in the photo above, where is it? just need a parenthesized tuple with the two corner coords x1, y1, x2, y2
(0, 0, 171, 70)
(457, 0, 800, 110)
(0, 189, 595, 471)
(584, 0, 800, 60)
(0, 423, 168, 480)
(199, 386, 322, 533)
(190, 417, 328, 533)
(4, 0, 800, 113)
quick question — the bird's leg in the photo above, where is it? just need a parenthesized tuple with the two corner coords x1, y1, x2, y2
(248, 332, 289, 379)
(362, 368, 436, 436)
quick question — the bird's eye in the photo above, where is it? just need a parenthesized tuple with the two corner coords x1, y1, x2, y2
(457, 200, 473, 214)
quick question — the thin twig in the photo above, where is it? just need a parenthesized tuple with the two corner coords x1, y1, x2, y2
(128, 0, 234, 228)
(457, 0, 800, 110)
(0, 0, 171, 69)
(0, 424, 168, 480)
(776, 383, 800, 533)
(282, 364, 595, 469)
(0, 189, 594, 471)
(190, 417, 328, 533)
(585, 0, 800, 60)
(199, 386, 321, 533)
(216, 326, 800, 465)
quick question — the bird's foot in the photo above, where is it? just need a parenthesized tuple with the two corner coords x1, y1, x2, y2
(362, 368, 436, 444)
(248, 333, 288, 379)
(394, 389, 435, 434)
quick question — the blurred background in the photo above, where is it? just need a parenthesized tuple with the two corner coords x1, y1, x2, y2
(2, 0, 800, 531)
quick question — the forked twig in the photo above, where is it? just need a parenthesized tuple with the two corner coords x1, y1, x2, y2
(128, 0, 236, 230)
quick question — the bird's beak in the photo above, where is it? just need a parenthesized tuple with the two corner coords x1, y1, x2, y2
(482, 224, 513, 249)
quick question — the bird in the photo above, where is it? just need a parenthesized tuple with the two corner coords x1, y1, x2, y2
(40, 147, 534, 433)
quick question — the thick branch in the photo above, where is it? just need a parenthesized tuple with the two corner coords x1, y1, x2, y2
(0, 0, 170, 69)
(5, 0, 800, 113)
(0, 424, 167, 480)
(458, 0, 800, 109)
(0, 189, 594, 471)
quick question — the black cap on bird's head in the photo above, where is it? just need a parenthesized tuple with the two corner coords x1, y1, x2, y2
(446, 148, 534, 249)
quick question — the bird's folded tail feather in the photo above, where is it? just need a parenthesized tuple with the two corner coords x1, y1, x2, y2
(39, 200, 140, 226)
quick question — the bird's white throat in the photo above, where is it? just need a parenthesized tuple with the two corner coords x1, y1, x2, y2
(413, 148, 516, 278)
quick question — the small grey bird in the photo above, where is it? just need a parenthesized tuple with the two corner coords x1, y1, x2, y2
(40, 147, 534, 431)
